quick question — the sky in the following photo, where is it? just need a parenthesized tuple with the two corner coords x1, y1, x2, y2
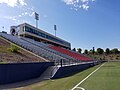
(0, 0, 120, 51)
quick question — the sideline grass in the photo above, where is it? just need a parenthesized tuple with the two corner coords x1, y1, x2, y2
(78, 62, 120, 90)
(13, 62, 120, 90)
(13, 65, 101, 90)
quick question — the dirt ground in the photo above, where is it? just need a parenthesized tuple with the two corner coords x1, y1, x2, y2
(0, 37, 46, 63)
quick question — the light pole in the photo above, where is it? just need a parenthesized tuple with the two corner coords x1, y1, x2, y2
(54, 25, 57, 37)
(35, 12, 39, 28)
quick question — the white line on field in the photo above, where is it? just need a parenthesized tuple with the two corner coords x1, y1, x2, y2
(76, 87, 85, 90)
(71, 63, 105, 90)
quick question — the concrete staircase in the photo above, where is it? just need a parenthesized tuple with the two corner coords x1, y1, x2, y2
(40, 66, 59, 80)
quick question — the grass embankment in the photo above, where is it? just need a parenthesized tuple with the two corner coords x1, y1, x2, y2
(0, 36, 45, 63)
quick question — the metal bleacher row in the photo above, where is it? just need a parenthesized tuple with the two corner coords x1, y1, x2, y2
(21, 37, 93, 62)
(20, 37, 78, 62)
(0, 33, 83, 65)
(49, 46, 92, 61)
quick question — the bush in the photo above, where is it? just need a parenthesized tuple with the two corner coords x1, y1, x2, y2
(7, 44, 20, 53)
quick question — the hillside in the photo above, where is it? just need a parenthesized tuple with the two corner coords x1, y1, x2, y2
(88, 54, 120, 60)
(0, 37, 46, 63)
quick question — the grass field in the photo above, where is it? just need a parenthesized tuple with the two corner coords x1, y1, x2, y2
(75, 62, 120, 90)
(13, 62, 120, 90)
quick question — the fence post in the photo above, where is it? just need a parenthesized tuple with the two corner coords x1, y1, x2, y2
(60, 59, 62, 67)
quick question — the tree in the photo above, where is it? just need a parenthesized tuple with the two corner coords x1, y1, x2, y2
(77, 48, 82, 53)
(111, 48, 119, 54)
(84, 49, 88, 54)
(105, 48, 110, 55)
(72, 48, 76, 52)
(89, 49, 93, 54)
(97, 48, 104, 54)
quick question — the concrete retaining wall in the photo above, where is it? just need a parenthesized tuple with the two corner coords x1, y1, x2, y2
(52, 62, 97, 79)
(0, 62, 54, 84)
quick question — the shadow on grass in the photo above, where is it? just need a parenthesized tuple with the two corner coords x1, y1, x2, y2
(0, 76, 47, 89)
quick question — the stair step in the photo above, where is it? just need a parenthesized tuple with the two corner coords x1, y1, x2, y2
(40, 66, 59, 80)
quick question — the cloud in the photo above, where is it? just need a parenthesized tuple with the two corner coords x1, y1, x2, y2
(63, 0, 95, 11)
(0, 0, 36, 24)
(3, 16, 17, 21)
(3, 15, 32, 25)
(0, 0, 35, 17)
(0, 0, 27, 7)
(19, 0, 27, 6)
(3, 10, 35, 23)
(19, 11, 35, 17)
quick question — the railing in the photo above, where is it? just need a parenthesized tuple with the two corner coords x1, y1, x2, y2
(51, 66, 59, 78)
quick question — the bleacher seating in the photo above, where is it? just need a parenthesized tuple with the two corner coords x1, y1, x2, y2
(49, 45, 92, 61)
(21, 37, 79, 63)
(0, 32, 92, 65)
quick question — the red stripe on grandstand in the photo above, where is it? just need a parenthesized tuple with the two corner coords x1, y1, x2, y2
(49, 45, 92, 61)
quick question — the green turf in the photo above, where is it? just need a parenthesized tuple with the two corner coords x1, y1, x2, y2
(78, 62, 120, 90)
(14, 65, 100, 90)
(14, 62, 120, 90)
(0, 62, 8, 64)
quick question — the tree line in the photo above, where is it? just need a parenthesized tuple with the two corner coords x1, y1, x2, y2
(72, 47, 120, 55)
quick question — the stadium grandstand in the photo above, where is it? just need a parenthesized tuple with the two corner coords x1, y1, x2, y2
(1, 23, 93, 65)
(10, 23, 71, 50)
